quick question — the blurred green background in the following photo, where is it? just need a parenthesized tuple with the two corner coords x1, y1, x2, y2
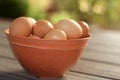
(0, 0, 120, 29)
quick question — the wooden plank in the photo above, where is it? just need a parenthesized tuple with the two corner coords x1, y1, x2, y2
(89, 31, 120, 55)
(78, 29, 120, 66)
(0, 70, 39, 80)
(65, 72, 110, 80)
(71, 59, 120, 80)
(0, 73, 31, 80)
(81, 50, 120, 66)
(80, 30, 120, 65)
(0, 54, 110, 80)
(0, 61, 39, 80)
(0, 35, 14, 59)
(0, 57, 21, 72)
(81, 42, 120, 65)
(86, 42, 120, 55)
(89, 38, 120, 47)
(0, 46, 14, 59)
(88, 41, 120, 54)
(0, 67, 110, 80)
(0, 69, 110, 80)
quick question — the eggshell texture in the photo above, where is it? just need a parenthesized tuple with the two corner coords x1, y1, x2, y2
(33, 20, 54, 38)
(28, 35, 41, 39)
(9, 17, 36, 37)
(44, 29, 67, 40)
(55, 19, 82, 39)
(28, 17, 36, 24)
(78, 21, 90, 38)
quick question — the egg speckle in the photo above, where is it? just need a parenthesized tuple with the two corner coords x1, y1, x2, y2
(9, 17, 35, 37)
(44, 29, 67, 40)
(33, 20, 54, 38)
(55, 19, 82, 39)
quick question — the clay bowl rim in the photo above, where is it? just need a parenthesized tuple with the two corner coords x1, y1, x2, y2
(5, 29, 91, 42)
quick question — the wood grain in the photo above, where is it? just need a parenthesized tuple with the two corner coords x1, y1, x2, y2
(65, 72, 110, 80)
(71, 59, 120, 80)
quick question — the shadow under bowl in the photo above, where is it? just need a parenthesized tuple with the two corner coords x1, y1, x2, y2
(5, 30, 90, 78)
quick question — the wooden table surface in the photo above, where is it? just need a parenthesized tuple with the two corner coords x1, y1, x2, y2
(0, 18, 120, 80)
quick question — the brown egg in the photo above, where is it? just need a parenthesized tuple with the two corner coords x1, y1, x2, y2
(9, 17, 36, 37)
(55, 19, 82, 39)
(33, 20, 54, 38)
(78, 21, 90, 38)
(44, 29, 67, 40)
(28, 35, 41, 39)
(28, 17, 36, 24)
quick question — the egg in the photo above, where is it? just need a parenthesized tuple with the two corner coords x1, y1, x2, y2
(33, 20, 54, 38)
(9, 17, 36, 37)
(78, 21, 90, 38)
(28, 17, 36, 24)
(55, 19, 82, 39)
(28, 35, 41, 39)
(44, 29, 67, 40)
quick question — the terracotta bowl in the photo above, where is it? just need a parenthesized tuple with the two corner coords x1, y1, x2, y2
(5, 30, 90, 78)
